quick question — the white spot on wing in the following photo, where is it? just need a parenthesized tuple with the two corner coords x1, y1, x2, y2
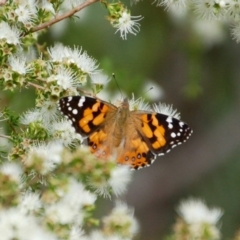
(179, 121, 184, 127)
(78, 96, 85, 107)
(72, 109, 78, 115)
(166, 117, 172, 123)
(171, 132, 176, 138)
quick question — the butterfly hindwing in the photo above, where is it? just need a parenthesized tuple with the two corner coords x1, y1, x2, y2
(87, 124, 113, 159)
(117, 131, 157, 170)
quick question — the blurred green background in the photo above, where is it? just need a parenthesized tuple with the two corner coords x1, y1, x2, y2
(6, 0, 240, 239)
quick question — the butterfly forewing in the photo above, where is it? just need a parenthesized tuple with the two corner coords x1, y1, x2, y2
(58, 96, 115, 136)
(139, 112, 192, 156)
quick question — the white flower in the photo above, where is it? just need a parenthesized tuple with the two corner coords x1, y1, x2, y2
(24, 142, 63, 175)
(168, 2, 188, 20)
(92, 182, 111, 198)
(0, 162, 22, 182)
(19, 192, 41, 214)
(90, 72, 110, 85)
(20, 108, 42, 124)
(114, 11, 143, 40)
(0, 208, 56, 240)
(231, 23, 240, 43)
(89, 165, 132, 198)
(194, 0, 227, 20)
(63, 179, 96, 207)
(0, 22, 20, 45)
(81, 230, 126, 240)
(46, 179, 96, 225)
(50, 119, 83, 147)
(52, 66, 77, 90)
(108, 165, 132, 197)
(20, 0, 37, 12)
(76, 51, 99, 74)
(46, 202, 84, 226)
(15, 4, 35, 24)
(40, 0, 55, 14)
(48, 44, 99, 74)
(48, 43, 68, 62)
(39, 101, 59, 126)
(177, 198, 223, 225)
(103, 201, 139, 238)
(128, 94, 151, 111)
(177, 198, 223, 239)
(8, 54, 28, 75)
(153, 102, 180, 119)
(20, 101, 59, 128)
(227, 0, 240, 20)
(84, 231, 106, 240)
(69, 226, 85, 240)
(65, 45, 83, 64)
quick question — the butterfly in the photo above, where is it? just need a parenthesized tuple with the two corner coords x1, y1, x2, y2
(58, 95, 192, 170)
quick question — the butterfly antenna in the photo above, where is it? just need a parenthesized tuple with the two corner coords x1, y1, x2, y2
(142, 86, 154, 96)
(112, 73, 124, 98)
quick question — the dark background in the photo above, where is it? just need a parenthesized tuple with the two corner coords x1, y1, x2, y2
(9, 1, 240, 239)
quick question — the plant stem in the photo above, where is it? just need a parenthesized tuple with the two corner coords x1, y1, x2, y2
(28, 0, 100, 35)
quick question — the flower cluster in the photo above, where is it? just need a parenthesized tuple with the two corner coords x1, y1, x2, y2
(0, 38, 137, 238)
(0, 4, 137, 233)
(0, 160, 137, 239)
(170, 198, 223, 240)
(156, 0, 240, 43)
(103, 1, 143, 39)
(0, 128, 135, 239)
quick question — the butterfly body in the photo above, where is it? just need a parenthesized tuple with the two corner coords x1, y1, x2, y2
(58, 96, 192, 170)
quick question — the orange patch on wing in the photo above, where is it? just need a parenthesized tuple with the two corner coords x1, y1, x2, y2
(92, 113, 105, 126)
(152, 125, 166, 149)
(152, 141, 161, 149)
(92, 102, 101, 112)
(142, 114, 167, 150)
(117, 138, 150, 168)
(101, 104, 109, 113)
(141, 114, 148, 122)
(151, 115, 159, 126)
(82, 124, 91, 133)
(79, 110, 93, 133)
(89, 130, 110, 159)
(117, 151, 149, 168)
(142, 122, 153, 138)
(131, 138, 148, 151)
(89, 130, 107, 143)
(83, 108, 93, 116)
